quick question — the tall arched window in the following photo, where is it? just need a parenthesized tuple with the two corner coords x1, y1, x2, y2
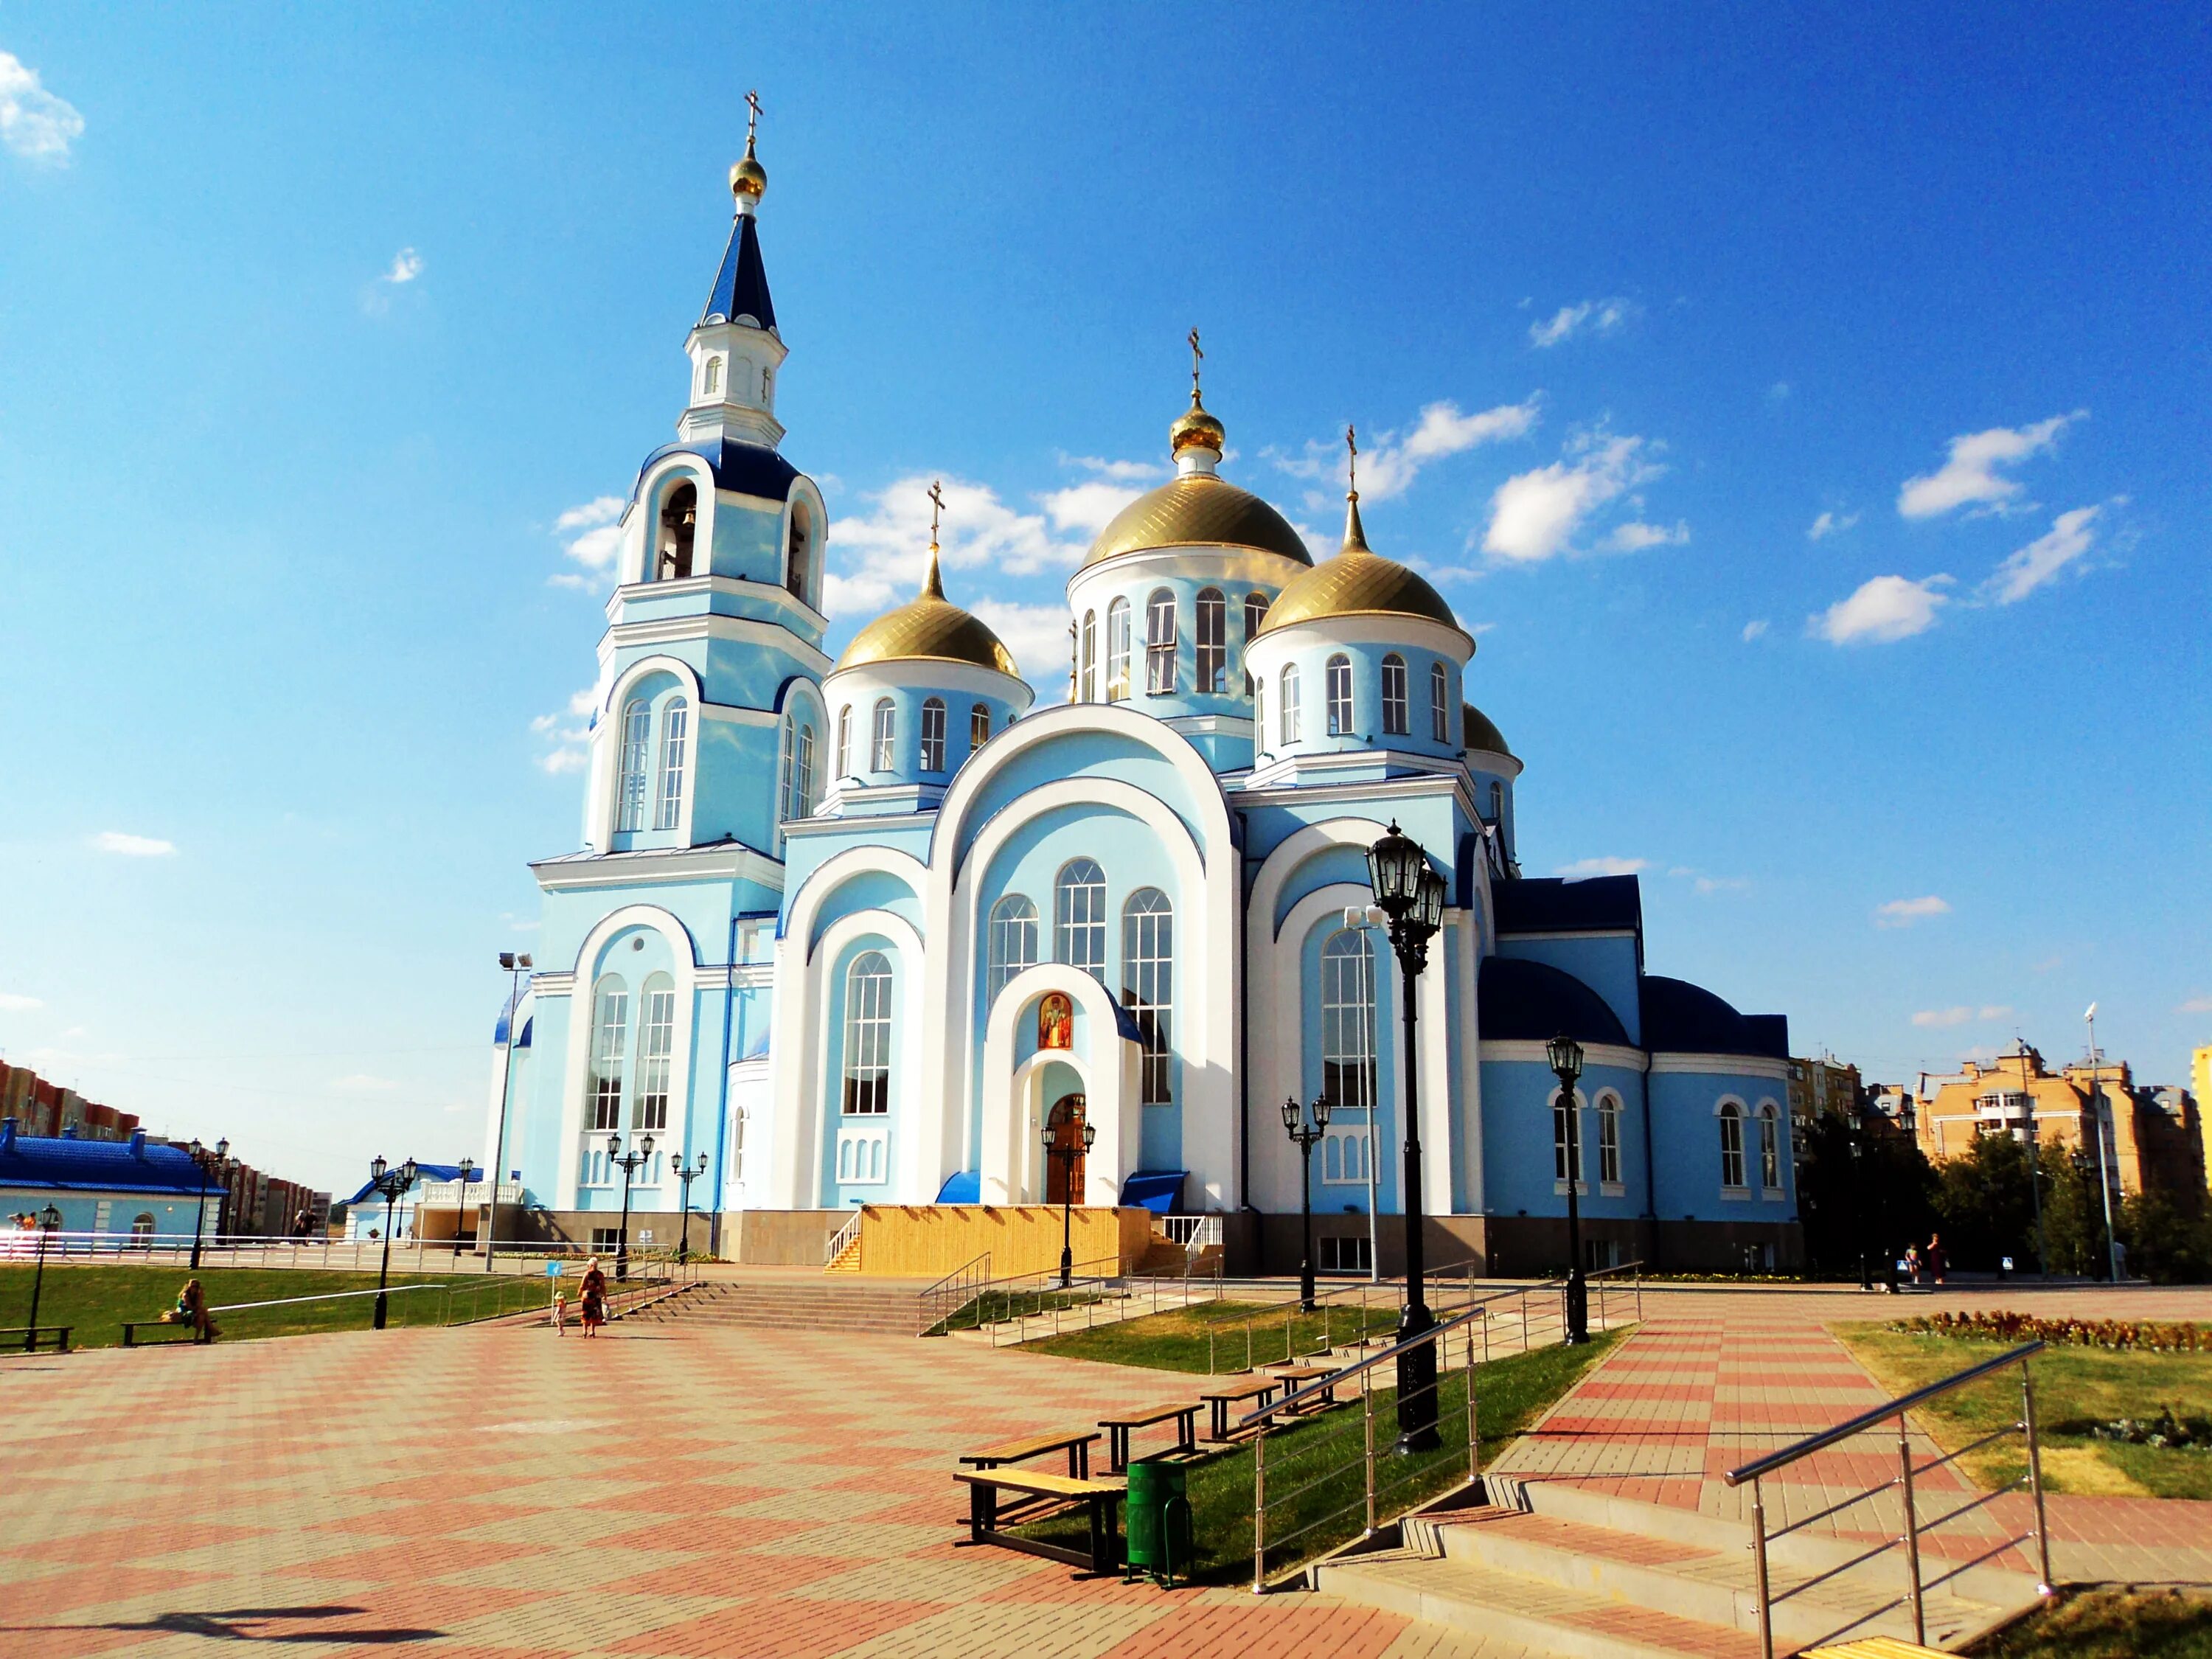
(835, 705, 852, 781)
(1146, 589, 1177, 694)
(970, 703, 990, 752)
(657, 483, 697, 581)
(841, 952, 892, 1115)
(635, 973, 675, 1130)
(616, 700, 652, 832)
(778, 718, 797, 824)
(1279, 664, 1301, 742)
(1320, 930, 1377, 1113)
(1079, 610, 1097, 702)
(1758, 1104, 1781, 1190)
(1105, 598, 1131, 700)
(786, 504, 813, 602)
(919, 697, 947, 772)
(870, 698, 896, 772)
(1123, 888, 1173, 1105)
(1430, 664, 1450, 741)
(796, 723, 816, 815)
(1055, 858, 1107, 978)
(703, 356, 722, 397)
(1381, 654, 1409, 736)
(653, 698, 689, 830)
(588, 975, 629, 1131)
(1554, 1093, 1576, 1183)
(987, 895, 1038, 1004)
(1254, 673, 1267, 747)
(1599, 1096, 1622, 1185)
(1194, 588, 1226, 692)
(1243, 591, 1270, 697)
(1719, 1103, 1746, 1189)
(1325, 654, 1354, 737)
(1489, 781, 1504, 825)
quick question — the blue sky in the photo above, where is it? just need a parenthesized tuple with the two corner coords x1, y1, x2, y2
(1, 7, 2206, 1194)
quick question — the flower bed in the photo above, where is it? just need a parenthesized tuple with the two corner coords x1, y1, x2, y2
(1889, 1310, 2209, 1352)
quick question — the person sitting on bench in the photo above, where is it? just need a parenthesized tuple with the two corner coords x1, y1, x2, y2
(159, 1279, 219, 1342)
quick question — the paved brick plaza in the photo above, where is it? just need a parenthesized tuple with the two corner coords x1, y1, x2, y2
(2, 1285, 2207, 1658)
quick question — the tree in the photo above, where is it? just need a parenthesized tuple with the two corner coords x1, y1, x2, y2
(2118, 1185, 2212, 1284)
(1931, 1133, 2037, 1273)
(1796, 1115, 1937, 1279)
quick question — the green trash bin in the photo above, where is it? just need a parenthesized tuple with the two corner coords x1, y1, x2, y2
(1124, 1458, 1192, 1586)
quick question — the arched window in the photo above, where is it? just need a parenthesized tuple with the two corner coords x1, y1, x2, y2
(1598, 1096, 1622, 1185)
(987, 895, 1038, 1004)
(1243, 591, 1269, 697)
(870, 698, 896, 772)
(1123, 889, 1173, 1105)
(778, 717, 797, 825)
(1079, 610, 1097, 702)
(970, 703, 990, 752)
(919, 697, 947, 772)
(1325, 654, 1354, 737)
(1254, 673, 1267, 748)
(1381, 654, 1409, 736)
(635, 973, 675, 1130)
(657, 483, 697, 581)
(653, 698, 689, 830)
(131, 1211, 155, 1243)
(1279, 664, 1301, 742)
(703, 356, 722, 397)
(1105, 598, 1132, 700)
(1146, 588, 1177, 694)
(786, 503, 813, 602)
(1758, 1104, 1781, 1190)
(835, 705, 852, 781)
(1320, 930, 1377, 1113)
(616, 700, 652, 832)
(1719, 1103, 1747, 1190)
(588, 975, 629, 1131)
(841, 951, 892, 1116)
(1195, 588, 1226, 692)
(1430, 664, 1450, 741)
(796, 723, 816, 815)
(1554, 1093, 1576, 1183)
(1055, 858, 1107, 978)
(1489, 781, 1504, 825)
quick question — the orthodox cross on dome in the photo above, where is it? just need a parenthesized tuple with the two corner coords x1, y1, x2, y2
(1188, 327, 1204, 405)
(922, 480, 947, 599)
(745, 88, 763, 144)
(1346, 423, 1359, 501)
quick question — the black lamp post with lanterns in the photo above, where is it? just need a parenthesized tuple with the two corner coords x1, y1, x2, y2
(608, 1133, 653, 1282)
(672, 1152, 709, 1261)
(1545, 1033, 1590, 1345)
(451, 1158, 476, 1257)
(366, 1155, 418, 1329)
(1045, 1101, 1096, 1288)
(1364, 821, 1448, 1453)
(187, 1136, 231, 1272)
(24, 1202, 61, 1352)
(1282, 1095, 1331, 1312)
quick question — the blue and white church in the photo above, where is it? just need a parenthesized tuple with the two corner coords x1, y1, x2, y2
(484, 130, 1801, 1275)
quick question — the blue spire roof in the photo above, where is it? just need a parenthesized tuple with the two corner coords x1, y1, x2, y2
(701, 213, 776, 333)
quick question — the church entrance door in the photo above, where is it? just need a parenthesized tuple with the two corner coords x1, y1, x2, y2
(1044, 1094, 1088, 1205)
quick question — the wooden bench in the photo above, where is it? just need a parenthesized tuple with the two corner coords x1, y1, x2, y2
(959, 1427, 1098, 1480)
(1096, 1402, 1200, 1473)
(1198, 1376, 1279, 1442)
(121, 1321, 208, 1347)
(1268, 1364, 1340, 1413)
(954, 1467, 1124, 1574)
(0, 1326, 70, 1354)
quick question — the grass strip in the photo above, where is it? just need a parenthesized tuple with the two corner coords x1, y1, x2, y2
(1966, 1585, 2212, 1658)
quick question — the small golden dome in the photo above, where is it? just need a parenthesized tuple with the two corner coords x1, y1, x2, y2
(833, 552, 1022, 678)
(1253, 493, 1467, 643)
(1085, 474, 1312, 570)
(1169, 397, 1225, 456)
(730, 135, 768, 205)
(1462, 702, 1512, 757)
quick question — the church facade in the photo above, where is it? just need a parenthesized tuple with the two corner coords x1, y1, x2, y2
(483, 132, 1801, 1275)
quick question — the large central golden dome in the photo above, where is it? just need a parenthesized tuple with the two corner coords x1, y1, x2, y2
(1084, 473, 1312, 570)
(834, 554, 1021, 677)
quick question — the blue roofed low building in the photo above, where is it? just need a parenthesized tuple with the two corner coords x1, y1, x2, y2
(0, 1121, 217, 1242)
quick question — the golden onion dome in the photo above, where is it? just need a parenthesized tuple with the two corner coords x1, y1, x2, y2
(730, 133, 768, 206)
(1462, 702, 1512, 757)
(1253, 493, 1467, 644)
(832, 551, 1021, 678)
(1169, 396, 1226, 457)
(1085, 474, 1312, 570)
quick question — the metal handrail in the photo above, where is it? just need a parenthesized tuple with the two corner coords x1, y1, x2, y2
(916, 1252, 992, 1335)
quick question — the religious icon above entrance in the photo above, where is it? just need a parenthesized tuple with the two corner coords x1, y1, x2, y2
(1038, 992, 1073, 1051)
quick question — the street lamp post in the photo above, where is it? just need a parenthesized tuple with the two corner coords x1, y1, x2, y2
(187, 1137, 230, 1272)
(1365, 821, 1448, 1454)
(24, 1203, 60, 1352)
(485, 950, 532, 1273)
(672, 1152, 709, 1261)
(2084, 1004, 2122, 1283)
(1546, 1034, 1590, 1344)
(366, 1155, 419, 1330)
(1044, 1102, 1096, 1289)
(1282, 1095, 1331, 1312)
(451, 1158, 476, 1257)
(1850, 1135, 1872, 1291)
(608, 1133, 653, 1283)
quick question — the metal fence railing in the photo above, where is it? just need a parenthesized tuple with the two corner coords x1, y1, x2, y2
(0, 1229, 705, 1277)
(1724, 1340, 2053, 1658)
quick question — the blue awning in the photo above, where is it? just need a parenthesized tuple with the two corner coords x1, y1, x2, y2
(934, 1170, 981, 1205)
(1119, 1171, 1185, 1214)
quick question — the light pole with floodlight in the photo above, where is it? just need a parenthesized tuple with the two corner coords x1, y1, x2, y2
(1546, 1034, 1590, 1343)
(1282, 1095, 1330, 1312)
(187, 1137, 230, 1271)
(484, 950, 532, 1273)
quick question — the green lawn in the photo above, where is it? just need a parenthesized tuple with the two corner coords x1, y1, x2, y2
(0, 1263, 552, 1350)
(1012, 1326, 1622, 1584)
(1967, 1587, 2212, 1658)
(1834, 1323, 2212, 1500)
(1018, 1298, 1407, 1374)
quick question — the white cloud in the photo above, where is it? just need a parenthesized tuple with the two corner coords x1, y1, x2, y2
(382, 247, 424, 285)
(0, 992, 43, 1012)
(1984, 504, 2104, 605)
(1483, 431, 1665, 564)
(1059, 454, 1164, 484)
(331, 1074, 398, 1093)
(1911, 1003, 2014, 1029)
(1767, 381, 1792, 403)
(1277, 398, 1539, 504)
(1037, 479, 1144, 538)
(826, 473, 1085, 617)
(1874, 895, 1950, 929)
(532, 686, 596, 774)
(556, 497, 623, 533)
(1528, 298, 1636, 348)
(552, 494, 625, 585)
(1554, 856, 1649, 878)
(1811, 574, 1952, 645)
(1692, 875, 1750, 895)
(1741, 619, 1770, 641)
(1809, 511, 1860, 540)
(538, 748, 589, 776)
(1897, 411, 2084, 519)
(0, 52, 84, 162)
(91, 831, 175, 857)
(970, 600, 1077, 695)
(2177, 994, 2212, 1015)
(1604, 520, 1688, 552)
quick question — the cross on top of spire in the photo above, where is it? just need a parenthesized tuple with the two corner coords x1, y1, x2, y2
(1188, 327, 1204, 406)
(1346, 423, 1359, 501)
(745, 90, 763, 145)
(927, 480, 945, 550)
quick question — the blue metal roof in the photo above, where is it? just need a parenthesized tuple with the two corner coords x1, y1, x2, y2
(1477, 956, 1632, 1047)
(934, 1170, 981, 1205)
(1493, 875, 1644, 936)
(0, 1130, 205, 1196)
(701, 212, 776, 332)
(1640, 975, 1790, 1061)
(630, 437, 800, 509)
(1119, 1171, 1186, 1214)
(341, 1163, 484, 1206)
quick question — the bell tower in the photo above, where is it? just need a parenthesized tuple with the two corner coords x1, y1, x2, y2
(684, 91, 787, 450)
